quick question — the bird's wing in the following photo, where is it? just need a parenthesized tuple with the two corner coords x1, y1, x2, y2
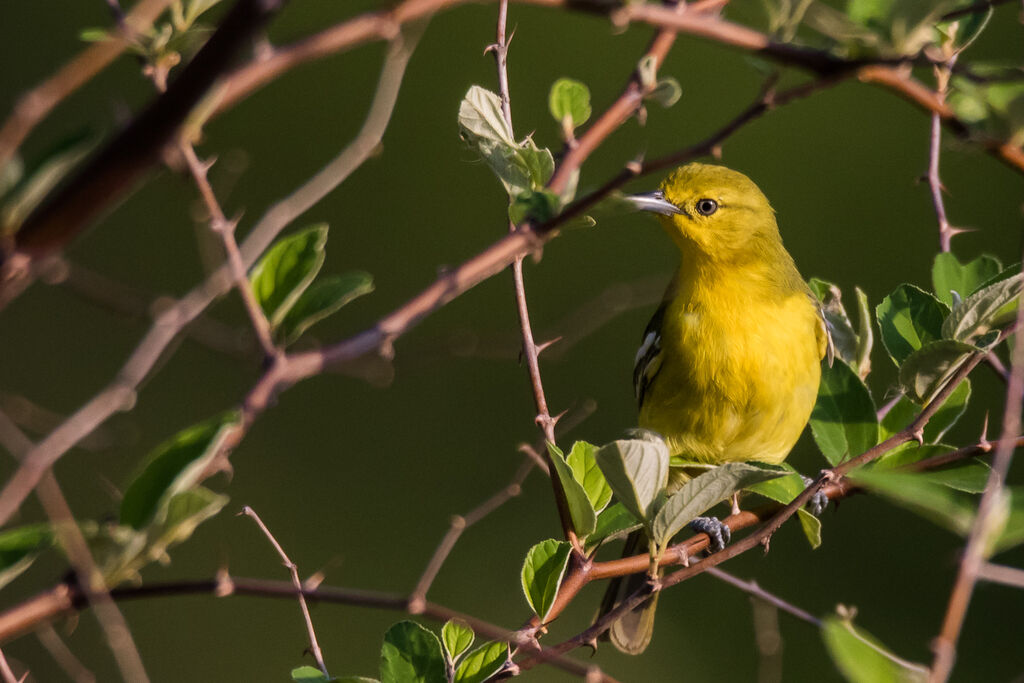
(634, 303, 667, 409)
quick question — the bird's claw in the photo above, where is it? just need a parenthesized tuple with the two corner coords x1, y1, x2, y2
(689, 516, 731, 553)
(802, 475, 829, 516)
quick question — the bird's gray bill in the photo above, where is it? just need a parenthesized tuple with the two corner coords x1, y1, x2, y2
(626, 191, 682, 216)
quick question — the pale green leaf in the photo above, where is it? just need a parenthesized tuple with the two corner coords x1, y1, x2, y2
(648, 77, 682, 108)
(380, 621, 446, 683)
(548, 78, 591, 129)
(566, 441, 613, 514)
(453, 641, 510, 683)
(520, 539, 571, 621)
(821, 616, 928, 683)
(585, 503, 641, 552)
(652, 463, 785, 547)
(277, 271, 374, 345)
(441, 619, 474, 661)
(876, 284, 947, 366)
(249, 225, 328, 327)
(594, 438, 669, 524)
(1, 131, 94, 232)
(931, 252, 1002, 308)
(942, 271, 1022, 344)
(547, 443, 597, 538)
(809, 278, 862, 371)
(810, 359, 878, 465)
(291, 665, 335, 682)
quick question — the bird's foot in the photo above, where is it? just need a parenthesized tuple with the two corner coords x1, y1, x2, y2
(802, 475, 829, 517)
(689, 516, 731, 553)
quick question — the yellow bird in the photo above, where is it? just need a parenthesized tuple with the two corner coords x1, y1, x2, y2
(603, 163, 829, 653)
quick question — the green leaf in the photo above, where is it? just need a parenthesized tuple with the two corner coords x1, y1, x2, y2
(879, 381, 970, 443)
(380, 621, 446, 683)
(873, 444, 989, 493)
(854, 287, 874, 376)
(652, 463, 785, 547)
(876, 284, 947, 366)
(821, 616, 928, 683)
(520, 539, 571, 621)
(453, 641, 511, 683)
(931, 253, 1002, 308)
(291, 665, 335, 682)
(508, 189, 559, 226)
(994, 488, 1024, 554)
(548, 78, 591, 130)
(249, 225, 328, 327)
(441, 619, 474, 662)
(809, 278, 869, 374)
(1, 130, 94, 233)
(747, 471, 822, 548)
(120, 412, 240, 529)
(184, 0, 225, 25)
(648, 77, 682, 108)
(547, 443, 597, 537)
(897, 340, 976, 404)
(942, 271, 1022, 344)
(849, 468, 976, 535)
(566, 441, 613, 514)
(585, 503, 641, 552)
(594, 438, 670, 524)
(810, 359, 878, 466)
(517, 139, 555, 190)
(277, 271, 374, 345)
(458, 85, 516, 149)
(0, 523, 54, 589)
(79, 27, 113, 43)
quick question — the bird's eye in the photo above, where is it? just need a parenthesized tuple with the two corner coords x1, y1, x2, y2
(695, 199, 718, 216)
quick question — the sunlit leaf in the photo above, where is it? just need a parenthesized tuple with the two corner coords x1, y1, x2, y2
(942, 271, 1022, 344)
(594, 438, 669, 524)
(453, 641, 511, 683)
(876, 284, 947, 366)
(277, 271, 374, 345)
(810, 359, 878, 465)
(548, 78, 591, 129)
(290, 665, 337, 682)
(931, 252, 1002, 308)
(120, 412, 240, 529)
(652, 463, 785, 547)
(520, 539, 571, 621)
(249, 225, 328, 327)
(547, 443, 597, 538)
(809, 278, 867, 373)
(0, 524, 53, 589)
(380, 621, 446, 683)
(648, 77, 682, 108)
(566, 441, 613, 514)
(441, 619, 474, 662)
(821, 615, 928, 683)
(585, 503, 641, 552)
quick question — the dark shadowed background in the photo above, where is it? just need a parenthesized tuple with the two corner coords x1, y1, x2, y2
(1, 1, 1022, 681)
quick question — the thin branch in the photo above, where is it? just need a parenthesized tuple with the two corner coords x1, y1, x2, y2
(178, 143, 278, 359)
(705, 567, 822, 627)
(0, 24, 424, 527)
(1, 0, 286, 303)
(0, 410, 150, 683)
(976, 562, 1024, 589)
(0, 648, 20, 683)
(35, 623, 96, 683)
(242, 506, 329, 679)
(0, 577, 622, 683)
(0, 0, 175, 172)
(929, 280, 1024, 682)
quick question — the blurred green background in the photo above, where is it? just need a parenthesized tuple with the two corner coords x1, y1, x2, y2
(1, 1, 1022, 681)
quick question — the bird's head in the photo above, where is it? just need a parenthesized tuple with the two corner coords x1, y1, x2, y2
(627, 163, 781, 262)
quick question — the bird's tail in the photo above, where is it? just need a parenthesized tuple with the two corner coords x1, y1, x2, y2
(595, 529, 660, 655)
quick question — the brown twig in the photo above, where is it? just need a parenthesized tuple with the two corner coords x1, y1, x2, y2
(0, 24, 424, 527)
(929, 283, 1024, 682)
(0, 0, 175, 172)
(241, 506, 330, 679)
(1, 0, 286, 303)
(0, 648, 21, 683)
(35, 624, 95, 683)
(976, 562, 1024, 588)
(705, 567, 822, 627)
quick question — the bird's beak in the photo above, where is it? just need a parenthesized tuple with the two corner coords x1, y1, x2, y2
(625, 191, 682, 216)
